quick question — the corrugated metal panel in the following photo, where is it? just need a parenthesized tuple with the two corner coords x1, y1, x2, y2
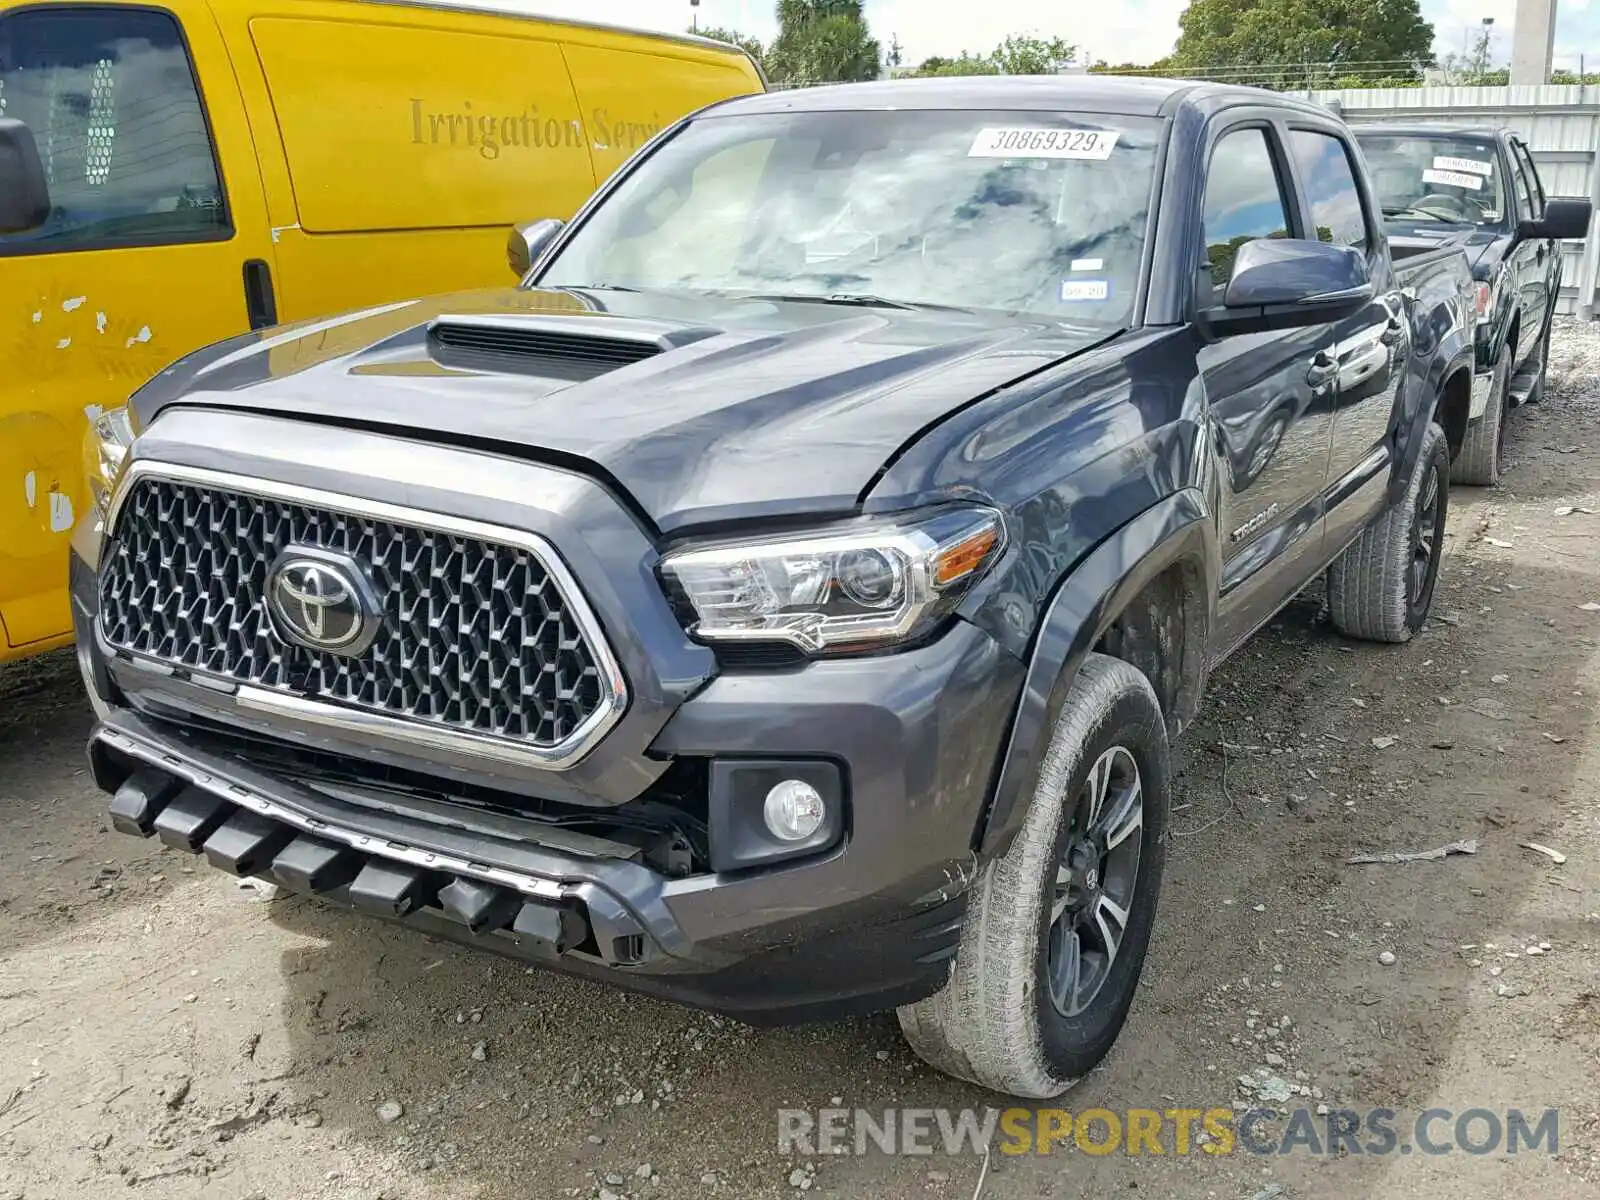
(1308, 84, 1600, 318)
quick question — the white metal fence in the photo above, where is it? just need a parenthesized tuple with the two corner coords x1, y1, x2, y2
(1306, 84, 1600, 318)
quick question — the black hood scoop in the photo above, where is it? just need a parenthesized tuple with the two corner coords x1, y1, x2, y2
(427, 312, 720, 381)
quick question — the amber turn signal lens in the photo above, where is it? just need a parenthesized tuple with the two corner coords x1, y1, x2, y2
(933, 526, 1000, 588)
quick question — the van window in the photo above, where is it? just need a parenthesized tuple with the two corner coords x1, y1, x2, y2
(1288, 129, 1370, 258)
(0, 7, 227, 253)
(248, 17, 596, 233)
(1202, 128, 1291, 285)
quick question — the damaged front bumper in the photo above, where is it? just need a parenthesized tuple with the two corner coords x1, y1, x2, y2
(78, 588, 1022, 1026)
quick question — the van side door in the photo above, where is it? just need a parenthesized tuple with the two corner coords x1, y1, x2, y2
(1198, 118, 1337, 660)
(1284, 124, 1405, 553)
(0, 0, 274, 652)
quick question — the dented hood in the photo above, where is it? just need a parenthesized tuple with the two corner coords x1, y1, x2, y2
(130, 286, 1111, 532)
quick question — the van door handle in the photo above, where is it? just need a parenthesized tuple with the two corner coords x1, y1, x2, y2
(243, 259, 278, 330)
(1307, 350, 1339, 388)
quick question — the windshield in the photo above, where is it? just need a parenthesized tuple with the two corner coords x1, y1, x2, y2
(535, 109, 1164, 325)
(1356, 134, 1508, 227)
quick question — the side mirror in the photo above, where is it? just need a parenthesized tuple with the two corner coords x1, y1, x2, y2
(0, 119, 50, 236)
(1517, 197, 1592, 243)
(1201, 238, 1373, 337)
(507, 218, 565, 278)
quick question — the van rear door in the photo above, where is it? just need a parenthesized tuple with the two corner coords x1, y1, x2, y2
(0, 0, 275, 652)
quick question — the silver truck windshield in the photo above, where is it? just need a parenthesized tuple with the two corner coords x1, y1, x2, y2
(537, 108, 1164, 324)
(1357, 134, 1509, 228)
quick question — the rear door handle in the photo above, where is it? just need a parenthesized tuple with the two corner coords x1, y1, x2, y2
(243, 259, 278, 330)
(1307, 350, 1339, 388)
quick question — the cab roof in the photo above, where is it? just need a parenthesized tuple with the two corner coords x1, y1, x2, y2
(706, 75, 1339, 120)
(1349, 122, 1506, 140)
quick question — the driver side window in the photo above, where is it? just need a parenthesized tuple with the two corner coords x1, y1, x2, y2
(1202, 127, 1293, 290)
(0, 5, 228, 253)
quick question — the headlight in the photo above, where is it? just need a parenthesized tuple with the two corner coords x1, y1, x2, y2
(660, 506, 1005, 655)
(82, 405, 135, 520)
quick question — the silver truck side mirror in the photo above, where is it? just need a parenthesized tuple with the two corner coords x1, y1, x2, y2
(507, 218, 565, 278)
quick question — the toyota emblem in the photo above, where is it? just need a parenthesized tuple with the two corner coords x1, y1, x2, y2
(265, 546, 380, 655)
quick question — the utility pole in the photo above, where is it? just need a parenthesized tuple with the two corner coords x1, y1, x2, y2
(1472, 16, 1495, 80)
(1510, 0, 1558, 84)
(689, 0, 699, 33)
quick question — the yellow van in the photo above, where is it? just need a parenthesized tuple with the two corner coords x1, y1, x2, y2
(0, 0, 763, 664)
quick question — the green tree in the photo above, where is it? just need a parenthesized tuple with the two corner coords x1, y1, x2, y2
(912, 34, 1077, 77)
(1172, 0, 1434, 86)
(766, 0, 881, 87)
(914, 52, 1000, 77)
(991, 34, 1077, 74)
(694, 24, 766, 72)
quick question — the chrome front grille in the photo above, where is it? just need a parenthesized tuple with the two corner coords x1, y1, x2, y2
(96, 468, 625, 763)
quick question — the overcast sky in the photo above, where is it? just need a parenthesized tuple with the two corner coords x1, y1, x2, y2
(487, 0, 1597, 72)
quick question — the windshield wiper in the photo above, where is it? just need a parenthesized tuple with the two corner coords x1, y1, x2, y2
(744, 291, 972, 312)
(1382, 205, 1449, 223)
(553, 282, 641, 293)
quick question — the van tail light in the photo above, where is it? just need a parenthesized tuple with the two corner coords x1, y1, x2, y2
(1474, 282, 1492, 319)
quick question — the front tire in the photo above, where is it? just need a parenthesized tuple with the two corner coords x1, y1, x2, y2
(1327, 421, 1449, 644)
(897, 654, 1170, 1098)
(1454, 350, 1510, 486)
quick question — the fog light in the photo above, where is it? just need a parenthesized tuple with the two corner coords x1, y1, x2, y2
(763, 779, 826, 842)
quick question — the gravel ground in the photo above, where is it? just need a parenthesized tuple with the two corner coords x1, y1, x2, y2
(3, 322, 1600, 1200)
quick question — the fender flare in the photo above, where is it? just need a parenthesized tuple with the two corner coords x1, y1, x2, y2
(975, 488, 1218, 858)
(1391, 342, 1476, 507)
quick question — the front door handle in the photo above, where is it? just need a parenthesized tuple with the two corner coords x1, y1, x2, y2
(1307, 350, 1339, 388)
(243, 259, 278, 330)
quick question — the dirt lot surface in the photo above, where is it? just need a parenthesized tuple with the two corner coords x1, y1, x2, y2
(4, 323, 1600, 1200)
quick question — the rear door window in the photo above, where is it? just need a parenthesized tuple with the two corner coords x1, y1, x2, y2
(0, 6, 228, 253)
(1288, 129, 1371, 258)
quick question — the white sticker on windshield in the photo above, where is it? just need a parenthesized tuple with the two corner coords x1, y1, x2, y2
(1421, 168, 1484, 191)
(1070, 257, 1105, 272)
(969, 127, 1120, 160)
(1060, 279, 1110, 302)
(1433, 155, 1494, 177)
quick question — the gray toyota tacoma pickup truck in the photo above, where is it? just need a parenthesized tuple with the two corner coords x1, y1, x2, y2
(69, 77, 1475, 1097)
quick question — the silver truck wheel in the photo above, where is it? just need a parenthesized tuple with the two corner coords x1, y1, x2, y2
(1327, 421, 1449, 644)
(1454, 352, 1510, 486)
(897, 653, 1170, 1098)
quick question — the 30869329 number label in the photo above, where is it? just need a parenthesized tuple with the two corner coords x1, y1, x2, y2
(967, 127, 1120, 160)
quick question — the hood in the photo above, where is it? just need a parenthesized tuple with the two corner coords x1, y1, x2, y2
(1383, 222, 1510, 279)
(132, 287, 1111, 532)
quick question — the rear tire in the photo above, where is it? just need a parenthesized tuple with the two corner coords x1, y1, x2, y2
(1327, 421, 1449, 644)
(897, 654, 1170, 1098)
(1453, 351, 1510, 486)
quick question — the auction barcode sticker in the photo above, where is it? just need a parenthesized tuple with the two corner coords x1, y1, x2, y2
(1421, 168, 1484, 191)
(969, 127, 1120, 160)
(1433, 155, 1494, 177)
